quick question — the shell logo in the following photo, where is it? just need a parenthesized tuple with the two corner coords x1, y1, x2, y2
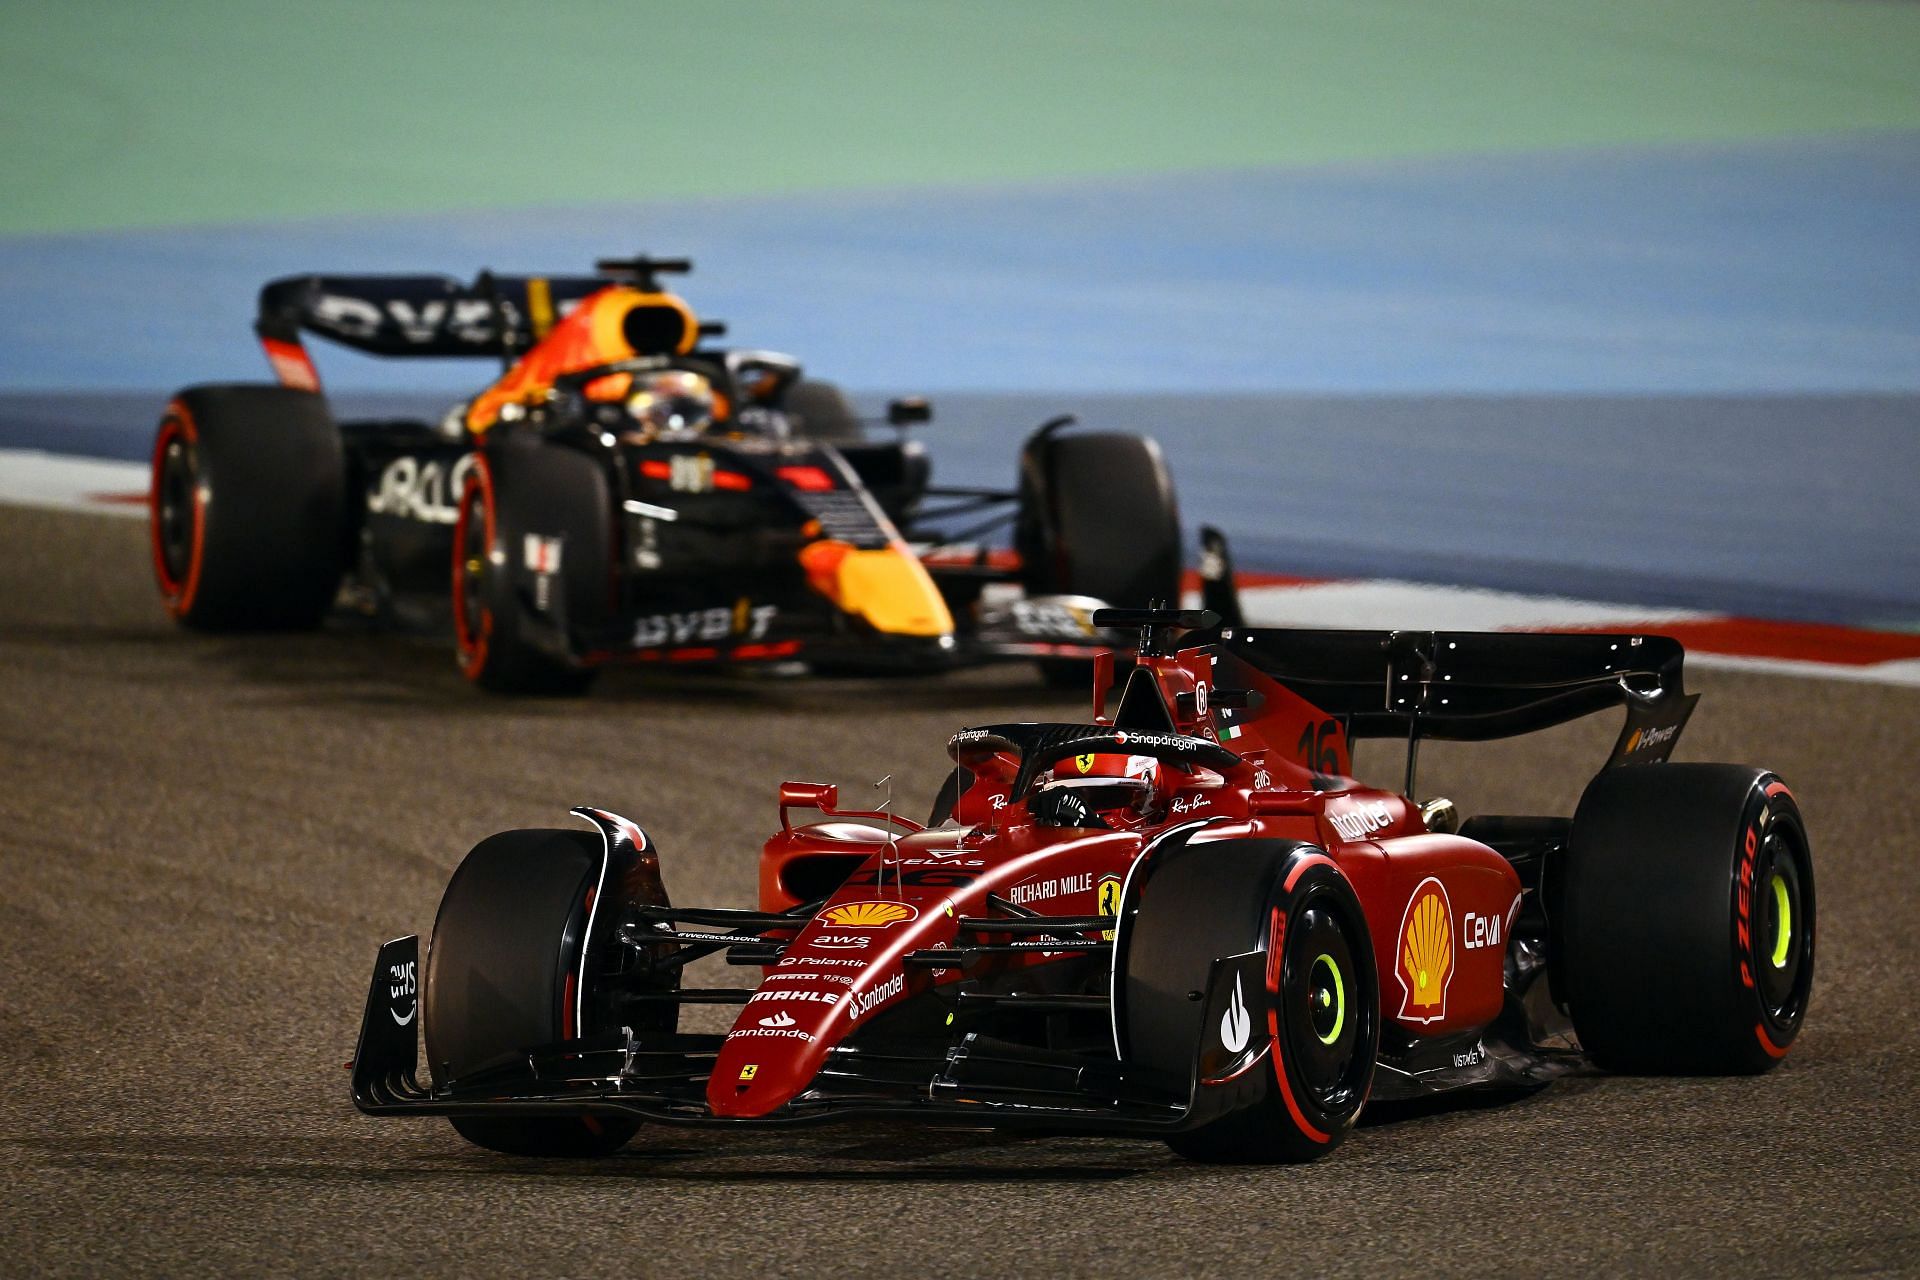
(1394, 877, 1454, 1024)
(820, 900, 919, 929)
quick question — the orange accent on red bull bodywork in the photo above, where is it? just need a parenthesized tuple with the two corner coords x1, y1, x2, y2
(259, 337, 321, 392)
(798, 539, 955, 638)
(798, 539, 853, 600)
(582, 373, 633, 401)
(465, 286, 699, 434)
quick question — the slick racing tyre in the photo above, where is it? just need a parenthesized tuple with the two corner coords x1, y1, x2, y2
(149, 384, 345, 629)
(1017, 430, 1181, 686)
(1123, 840, 1378, 1163)
(1560, 765, 1813, 1074)
(779, 378, 864, 443)
(425, 828, 641, 1157)
(452, 442, 602, 695)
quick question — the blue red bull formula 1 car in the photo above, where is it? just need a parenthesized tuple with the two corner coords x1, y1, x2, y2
(350, 586, 1814, 1161)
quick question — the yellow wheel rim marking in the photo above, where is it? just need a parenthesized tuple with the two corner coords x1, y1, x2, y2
(1769, 871, 1793, 969)
(1311, 953, 1346, 1045)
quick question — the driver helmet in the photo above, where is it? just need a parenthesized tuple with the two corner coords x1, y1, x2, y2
(1033, 752, 1160, 825)
(626, 370, 716, 436)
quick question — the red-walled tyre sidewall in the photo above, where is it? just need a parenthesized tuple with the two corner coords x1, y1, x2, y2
(451, 442, 603, 695)
(1561, 765, 1814, 1074)
(424, 827, 639, 1157)
(148, 385, 344, 629)
(1123, 839, 1378, 1163)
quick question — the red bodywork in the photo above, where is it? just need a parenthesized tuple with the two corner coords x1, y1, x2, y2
(710, 639, 1521, 1118)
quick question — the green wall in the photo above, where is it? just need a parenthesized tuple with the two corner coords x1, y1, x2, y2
(4, 0, 1917, 233)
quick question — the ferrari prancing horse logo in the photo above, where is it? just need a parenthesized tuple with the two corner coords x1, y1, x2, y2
(1097, 875, 1122, 940)
(1075, 753, 1096, 774)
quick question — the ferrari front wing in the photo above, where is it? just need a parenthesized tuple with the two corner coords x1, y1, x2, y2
(350, 935, 1264, 1135)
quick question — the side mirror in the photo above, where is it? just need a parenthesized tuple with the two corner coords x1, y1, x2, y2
(779, 781, 838, 809)
(778, 781, 838, 829)
(887, 397, 932, 426)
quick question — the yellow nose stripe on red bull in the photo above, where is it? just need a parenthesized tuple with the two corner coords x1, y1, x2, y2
(799, 541, 953, 638)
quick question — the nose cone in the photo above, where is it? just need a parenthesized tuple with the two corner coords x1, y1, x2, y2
(799, 541, 955, 638)
(708, 1003, 836, 1118)
(707, 897, 946, 1118)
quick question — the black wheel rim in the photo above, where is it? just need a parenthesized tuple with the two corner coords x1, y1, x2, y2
(157, 435, 196, 584)
(1283, 901, 1368, 1114)
(456, 483, 489, 650)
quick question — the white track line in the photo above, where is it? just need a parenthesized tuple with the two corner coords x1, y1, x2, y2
(1220, 581, 1920, 688)
(0, 449, 146, 518)
(1232, 580, 1712, 631)
(1681, 652, 1920, 686)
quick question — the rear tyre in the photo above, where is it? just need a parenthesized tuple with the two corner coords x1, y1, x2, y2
(452, 451, 597, 695)
(1017, 431, 1181, 686)
(1560, 765, 1813, 1074)
(780, 378, 865, 443)
(1123, 841, 1378, 1163)
(149, 384, 345, 629)
(425, 828, 640, 1157)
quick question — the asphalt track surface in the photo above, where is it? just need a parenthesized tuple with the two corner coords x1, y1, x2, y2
(3, 503, 1918, 1277)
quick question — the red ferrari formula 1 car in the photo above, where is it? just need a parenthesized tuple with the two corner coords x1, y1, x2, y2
(351, 592, 1814, 1162)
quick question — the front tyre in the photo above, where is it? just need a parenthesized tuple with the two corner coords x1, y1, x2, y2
(424, 828, 640, 1157)
(1124, 841, 1379, 1163)
(1560, 765, 1813, 1074)
(452, 454, 596, 695)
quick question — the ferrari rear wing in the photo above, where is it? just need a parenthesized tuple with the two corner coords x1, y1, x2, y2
(1220, 626, 1696, 763)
